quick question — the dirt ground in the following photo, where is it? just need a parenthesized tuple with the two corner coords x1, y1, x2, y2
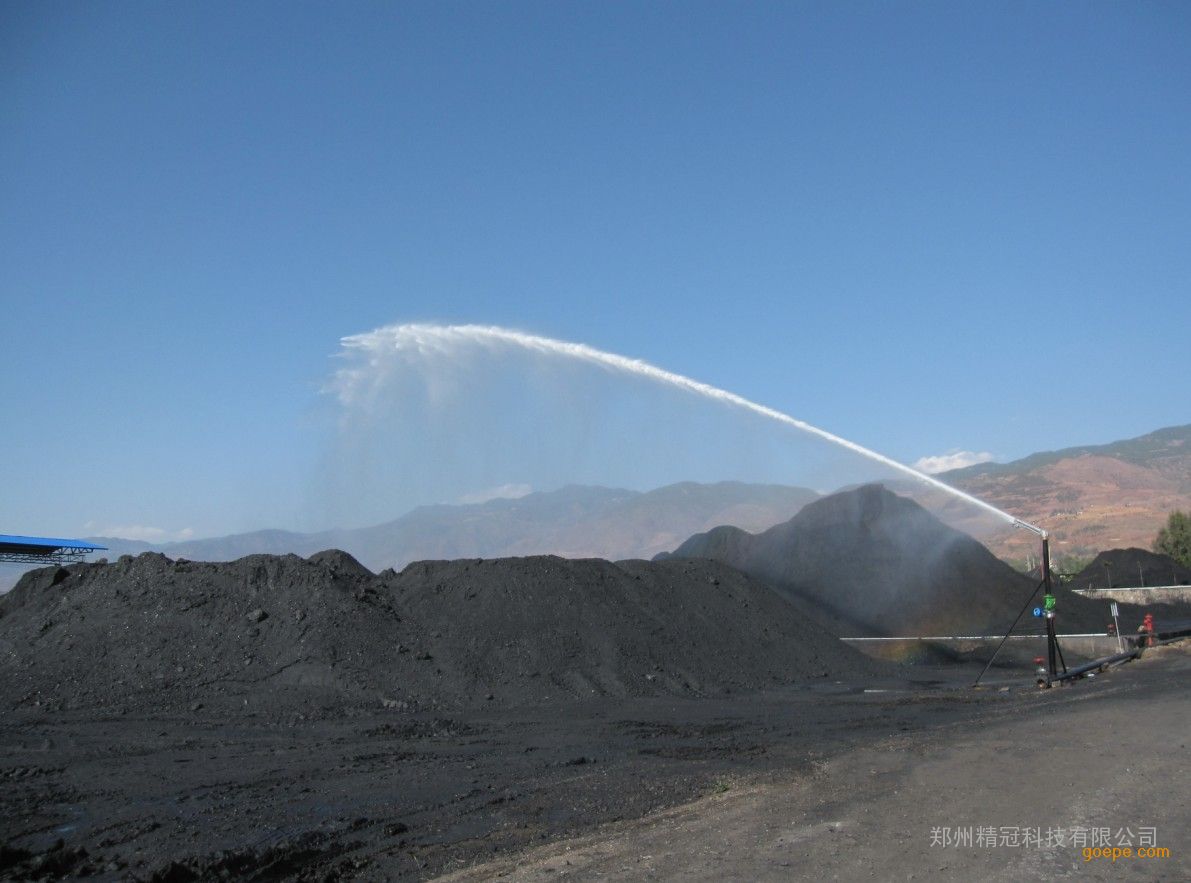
(441, 644, 1191, 883)
(2, 645, 1187, 881)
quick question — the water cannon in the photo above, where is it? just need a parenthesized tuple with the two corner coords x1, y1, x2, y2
(1011, 518, 1048, 540)
(976, 514, 1066, 688)
(1008, 517, 1065, 684)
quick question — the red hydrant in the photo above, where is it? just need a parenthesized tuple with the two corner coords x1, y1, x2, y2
(1140, 612, 1155, 648)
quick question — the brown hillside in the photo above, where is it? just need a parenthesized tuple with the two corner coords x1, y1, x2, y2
(932, 426, 1191, 563)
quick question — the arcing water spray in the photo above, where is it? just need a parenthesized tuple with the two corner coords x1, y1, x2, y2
(333, 322, 1045, 535)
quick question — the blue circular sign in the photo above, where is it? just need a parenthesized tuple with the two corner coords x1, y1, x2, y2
(1032, 606, 1043, 618)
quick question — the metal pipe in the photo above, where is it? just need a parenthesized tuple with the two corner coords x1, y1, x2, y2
(1151, 625, 1191, 644)
(1012, 518, 1048, 539)
(1042, 536, 1059, 680)
(1048, 649, 1140, 684)
(1041, 536, 1053, 592)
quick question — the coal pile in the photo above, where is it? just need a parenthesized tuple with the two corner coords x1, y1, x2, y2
(0, 551, 883, 717)
(661, 484, 1112, 636)
(1070, 548, 1191, 590)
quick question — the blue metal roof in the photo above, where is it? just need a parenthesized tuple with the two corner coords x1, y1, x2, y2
(0, 534, 107, 551)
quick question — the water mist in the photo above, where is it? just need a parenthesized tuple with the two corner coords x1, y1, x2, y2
(330, 323, 1035, 530)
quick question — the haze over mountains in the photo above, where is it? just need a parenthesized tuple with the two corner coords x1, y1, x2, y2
(83, 482, 820, 573)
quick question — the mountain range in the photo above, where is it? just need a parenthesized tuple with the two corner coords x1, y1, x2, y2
(82, 482, 820, 573)
(3, 424, 1187, 593)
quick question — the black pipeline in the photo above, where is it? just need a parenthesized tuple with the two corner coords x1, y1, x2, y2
(1042, 649, 1141, 687)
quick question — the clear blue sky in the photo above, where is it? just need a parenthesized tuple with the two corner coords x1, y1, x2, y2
(2, 1, 1188, 539)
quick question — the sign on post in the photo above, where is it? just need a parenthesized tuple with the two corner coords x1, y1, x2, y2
(1110, 602, 1123, 652)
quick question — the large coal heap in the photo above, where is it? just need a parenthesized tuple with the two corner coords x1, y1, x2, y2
(662, 484, 1111, 636)
(1070, 548, 1191, 590)
(0, 551, 883, 717)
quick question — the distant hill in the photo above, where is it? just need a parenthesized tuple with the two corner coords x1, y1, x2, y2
(885, 424, 1191, 565)
(81, 481, 820, 573)
(945, 424, 1191, 484)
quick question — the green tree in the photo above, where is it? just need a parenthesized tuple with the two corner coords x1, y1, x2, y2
(1056, 555, 1093, 576)
(1152, 510, 1191, 569)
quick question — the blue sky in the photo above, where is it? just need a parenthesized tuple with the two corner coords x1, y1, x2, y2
(2, 1, 1188, 539)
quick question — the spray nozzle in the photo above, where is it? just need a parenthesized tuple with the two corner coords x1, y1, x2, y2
(1012, 518, 1047, 540)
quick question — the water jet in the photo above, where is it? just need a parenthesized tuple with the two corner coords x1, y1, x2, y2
(334, 322, 1047, 534)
